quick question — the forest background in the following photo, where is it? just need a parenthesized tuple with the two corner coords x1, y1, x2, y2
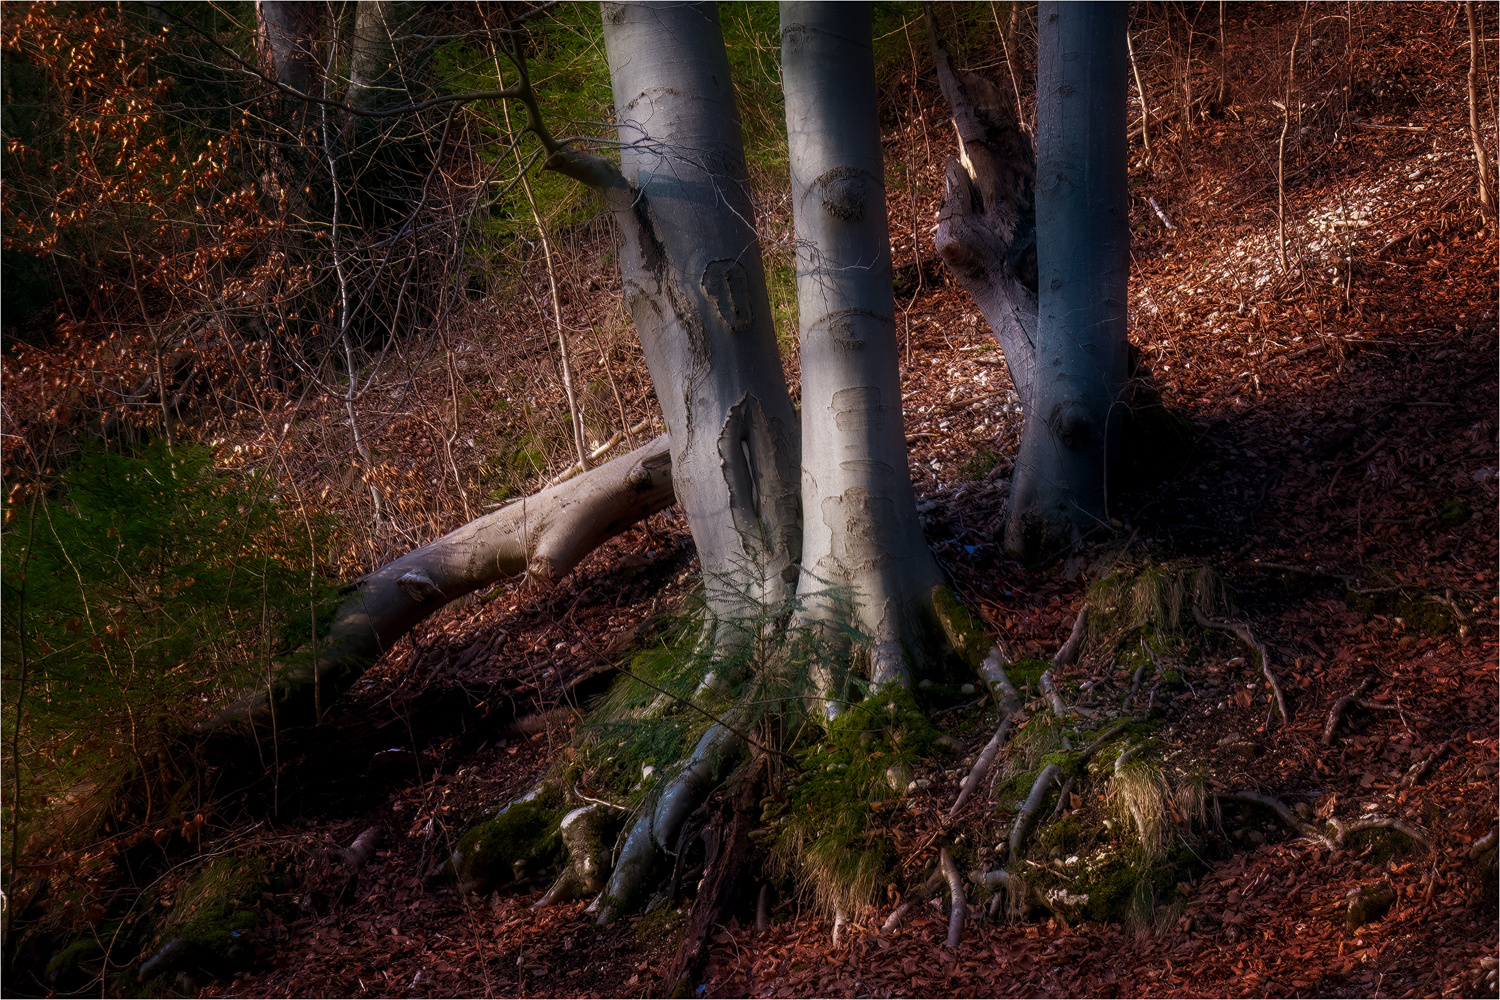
(0, 1, 1496, 997)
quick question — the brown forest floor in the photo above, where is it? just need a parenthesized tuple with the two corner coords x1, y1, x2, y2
(141, 5, 1497, 999)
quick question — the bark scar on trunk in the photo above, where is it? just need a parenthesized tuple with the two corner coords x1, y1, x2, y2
(717, 393, 801, 581)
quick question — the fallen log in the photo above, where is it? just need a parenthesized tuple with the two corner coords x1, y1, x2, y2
(211, 435, 674, 731)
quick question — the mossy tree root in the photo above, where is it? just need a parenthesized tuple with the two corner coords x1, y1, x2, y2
(1009, 763, 1063, 860)
(1052, 603, 1089, 667)
(597, 723, 745, 926)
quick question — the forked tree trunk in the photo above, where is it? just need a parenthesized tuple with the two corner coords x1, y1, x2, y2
(783, 1, 944, 698)
(598, 1, 802, 622)
(932, 2, 1128, 562)
(1008, 2, 1129, 559)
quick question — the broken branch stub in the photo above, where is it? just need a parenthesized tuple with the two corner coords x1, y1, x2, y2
(211, 435, 674, 731)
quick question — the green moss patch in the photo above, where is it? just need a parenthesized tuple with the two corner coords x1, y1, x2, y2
(773, 687, 939, 915)
(450, 786, 568, 895)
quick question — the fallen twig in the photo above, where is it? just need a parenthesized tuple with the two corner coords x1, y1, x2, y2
(1009, 764, 1063, 859)
(1052, 604, 1090, 667)
(1193, 607, 1289, 724)
(939, 847, 966, 949)
(880, 871, 943, 934)
(1321, 678, 1372, 745)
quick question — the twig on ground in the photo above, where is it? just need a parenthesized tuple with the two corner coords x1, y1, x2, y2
(1193, 607, 1289, 724)
(1216, 791, 1430, 853)
(1009, 764, 1062, 859)
(1052, 604, 1089, 667)
(1398, 740, 1450, 788)
(1039, 670, 1071, 718)
(880, 871, 943, 934)
(939, 848, 966, 949)
(1321, 677, 1372, 745)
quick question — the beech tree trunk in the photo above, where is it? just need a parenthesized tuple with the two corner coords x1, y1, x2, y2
(782, 1, 944, 698)
(256, 1, 319, 95)
(933, 2, 1128, 562)
(598, 1, 802, 622)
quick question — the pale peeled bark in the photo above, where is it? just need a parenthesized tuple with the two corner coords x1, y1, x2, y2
(782, 2, 943, 699)
(1006, 2, 1130, 560)
(600, 2, 801, 621)
(211, 436, 673, 730)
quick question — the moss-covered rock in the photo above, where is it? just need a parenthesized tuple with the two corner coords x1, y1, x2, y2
(449, 785, 568, 895)
(135, 855, 271, 987)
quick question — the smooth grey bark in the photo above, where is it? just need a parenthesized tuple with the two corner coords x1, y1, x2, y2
(599, 1, 801, 621)
(211, 436, 673, 731)
(586, 1, 804, 924)
(782, 2, 943, 698)
(256, 1, 319, 95)
(1006, 1, 1129, 559)
(347, 1, 401, 114)
(932, 4, 1128, 562)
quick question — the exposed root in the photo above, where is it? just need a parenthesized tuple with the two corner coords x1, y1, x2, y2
(880, 871, 942, 934)
(1008, 763, 1062, 859)
(756, 884, 772, 933)
(342, 824, 382, 869)
(1046, 776, 1076, 824)
(1398, 740, 1450, 788)
(980, 869, 1031, 922)
(1081, 720, 1133, 760)
(664, 753, 765, 992)
(939, 847, 966, 948)
(978, 644, 1022, 711)
(1321, 678, 1373, 745)
(1192, 606, 1289, 724)
(949, 713, 1017, 819)
(1469, 827, 1497, 861)
(1121, 660, 1147, 710)
(1216, 790, 1430, 853)
(1052, 603, 1090, 667)
(831, 908, 848, 946)
(598, 723, 745, 925)
(1039, 669, 1072, 718)
(535, 804, 614, 908)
